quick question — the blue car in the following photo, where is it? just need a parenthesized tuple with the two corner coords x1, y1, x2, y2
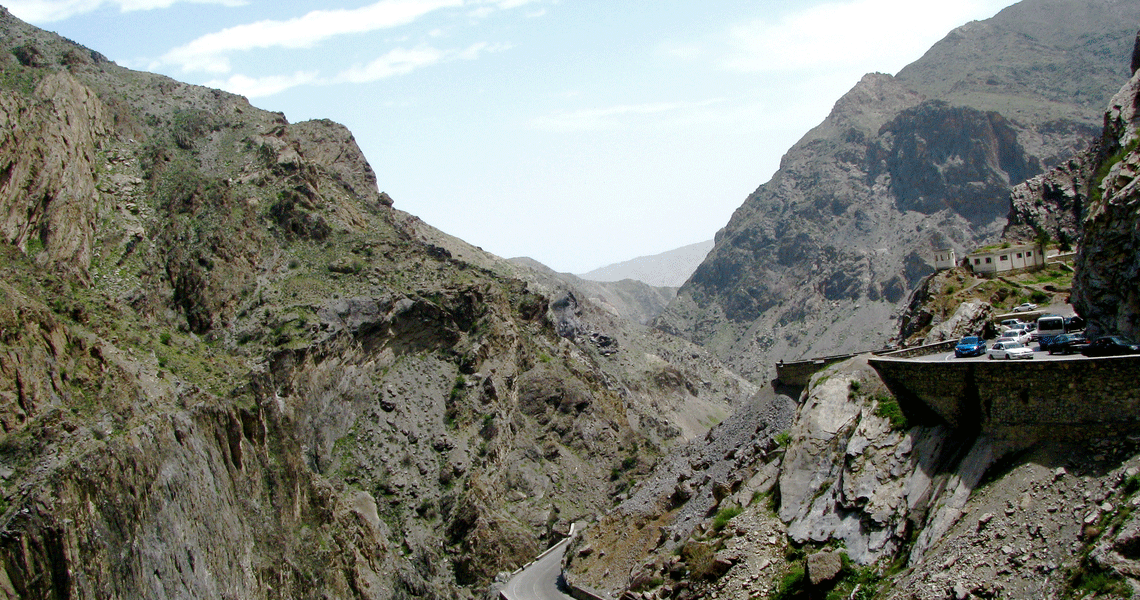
(955, 336, 987, 357)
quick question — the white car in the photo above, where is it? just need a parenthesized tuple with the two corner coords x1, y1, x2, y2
(1012, 303, 1038, 313)
(989, 341, 1034, 360)
(998, 329, 1031, 345)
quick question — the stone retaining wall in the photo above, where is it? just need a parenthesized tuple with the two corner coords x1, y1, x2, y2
(869, 355, 1140, 447)
(875, 339, 958, 359)
(775, 354, 859, 387)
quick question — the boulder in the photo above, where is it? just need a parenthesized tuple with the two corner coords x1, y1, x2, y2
(925, 300, 993, 343)
(807, 550, 844, 586)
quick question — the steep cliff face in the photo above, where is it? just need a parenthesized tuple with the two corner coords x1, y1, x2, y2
(1072, 62, 1140, 338)
(0, 10, 754, 599)
(656, 0, 1140, 383)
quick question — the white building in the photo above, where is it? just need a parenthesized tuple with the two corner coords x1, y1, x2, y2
(933, 249, 957, 270)
(966, 243, 1045, 276)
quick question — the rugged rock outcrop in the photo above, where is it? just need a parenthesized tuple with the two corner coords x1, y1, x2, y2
(655, 0, 1140, 383)
(1004, 151, 1093, 248)
(1072, 58, 1140, 338)
(568, 354, 1140, 600)
(0, 10, 755, 599)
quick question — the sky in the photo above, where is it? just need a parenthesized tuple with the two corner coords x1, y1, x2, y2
(7, 0, 1022, 273)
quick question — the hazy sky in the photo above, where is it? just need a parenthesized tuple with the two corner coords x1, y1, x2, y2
(8, 0, 1021, 273)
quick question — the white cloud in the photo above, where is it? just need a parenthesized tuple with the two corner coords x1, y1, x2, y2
(206, 41, 505, 97)
(206, 70, 319, 98)
(158, 0, 463, 74)
(5, 0, 245, 23)
(334, 42, 505, 84)
(720, 0, 1015, 75)
(334, 46, 447, 84)
(531, 99, 729, 132)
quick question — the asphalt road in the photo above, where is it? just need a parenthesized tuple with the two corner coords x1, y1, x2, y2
(917, 343, 1089, 362)
(501, 537, 575, 600)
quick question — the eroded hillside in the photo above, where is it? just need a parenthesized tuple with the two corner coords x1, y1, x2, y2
(0, 9, 755, 599)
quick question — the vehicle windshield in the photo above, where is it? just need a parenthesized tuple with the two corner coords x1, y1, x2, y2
(1109, 336, 1137, 344)
(959, 337, 979, 344)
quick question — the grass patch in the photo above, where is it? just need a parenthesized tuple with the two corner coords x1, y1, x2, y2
(1091, 138, 1140, 204)
(773, 565, 806, 600)
(776, 431, 792, 447)
(826, 562, 883, 600)
(680, 541, 719, 581)
(1068, 562, 1132, 598)
(873, 393, 908, 431)
(712, 506, 743, 531)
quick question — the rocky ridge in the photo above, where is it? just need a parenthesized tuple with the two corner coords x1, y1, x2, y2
(574, 240, 714, 289)
(0, 9, 754, 599)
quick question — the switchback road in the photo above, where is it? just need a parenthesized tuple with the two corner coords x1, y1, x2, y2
(501, 537, 575, 600)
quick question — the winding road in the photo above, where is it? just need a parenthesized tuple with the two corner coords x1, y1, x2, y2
(501, 537, 576, 600)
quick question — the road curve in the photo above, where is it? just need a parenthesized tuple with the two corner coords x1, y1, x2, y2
(501, 537, 576, 600)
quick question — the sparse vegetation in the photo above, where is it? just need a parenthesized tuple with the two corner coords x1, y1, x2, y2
(773, 564, 806, 600)
(872, 393, 908, 431)
(711, 506, 742, 531)
(1091, 138, 1140, 204)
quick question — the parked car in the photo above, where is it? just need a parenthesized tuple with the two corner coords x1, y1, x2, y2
(1000, 318, 1025, 329)
(997, 329, 1031, 345)
(955, 336, 987, 358)
(1036, 315, 1067, 348)
(1081, 335, 1140, 357)
(1004, 322, 1031, 334)
(1012, 303, 1038, 313)
(1047, 333, 1089, 355)
(989, 341, 1034, 360)
(1064, 315, 1086, 331)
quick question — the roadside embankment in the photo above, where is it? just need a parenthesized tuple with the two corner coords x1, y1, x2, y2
(870, 354, 1140, 448)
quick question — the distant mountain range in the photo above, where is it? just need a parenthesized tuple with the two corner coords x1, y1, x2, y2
(575, 240, 713, 288)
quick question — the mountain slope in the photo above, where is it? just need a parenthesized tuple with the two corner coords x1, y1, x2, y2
(0, 9, 754, 599)
(575, 240, 714, 288)
(654, 0, 1140, 383)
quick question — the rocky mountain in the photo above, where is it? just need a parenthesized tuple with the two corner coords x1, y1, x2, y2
(1072, 50, 1140, 339)
(0, 9, 756, 599)
(510, 257, 677, 326)
(654, 0, 1140, 383)
(575, 240, 714, 288)
(562, 25, 1140, 600)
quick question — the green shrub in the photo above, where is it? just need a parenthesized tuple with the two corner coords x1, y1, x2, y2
(776, 431, 792, 447)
